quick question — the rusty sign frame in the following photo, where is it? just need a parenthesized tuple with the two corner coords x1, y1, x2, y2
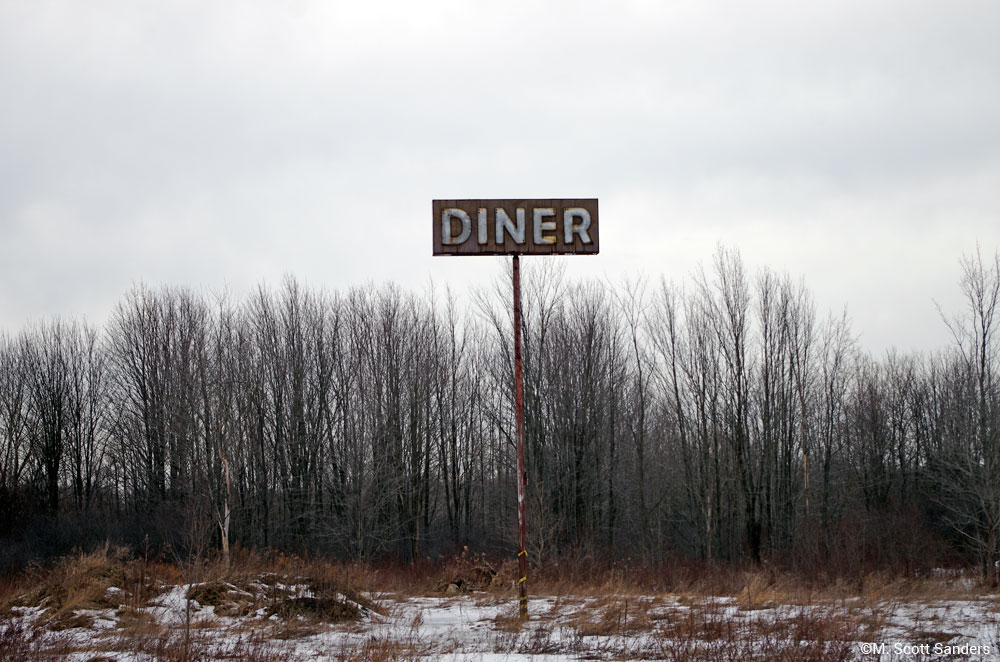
(433, 199, 599, 256)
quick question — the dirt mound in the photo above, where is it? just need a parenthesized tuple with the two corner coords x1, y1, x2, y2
(7, 545, 129, 630)
(184, 574, 378, 625)
(265, 596, 361, 622)
(186, 581, 257, 617)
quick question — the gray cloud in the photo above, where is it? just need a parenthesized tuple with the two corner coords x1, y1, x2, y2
(1, 0, 998, 352)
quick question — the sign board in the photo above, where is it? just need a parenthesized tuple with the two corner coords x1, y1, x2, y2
(433, 199, 599, 256)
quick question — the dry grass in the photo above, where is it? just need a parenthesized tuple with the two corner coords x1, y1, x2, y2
(735, 569, 801, 610)
(2, 547, 996, 661)
(7, 546, 991, 608)
(569, 596, 656, 636)
(1, 544, 382, 653)
(332, 633, 427, 662)
(0, 619, 78, 661)
(0, 620, 39, 661)
(84, 629, 294, 662)
(650, 605, 861, 662)
(4, 543, 128, 630)
(517, 558, 993, 607)
(145, 548, 988, 606)
(491, 610, 527, 633)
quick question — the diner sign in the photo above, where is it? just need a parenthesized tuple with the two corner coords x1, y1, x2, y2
(432, 199, 599, 256)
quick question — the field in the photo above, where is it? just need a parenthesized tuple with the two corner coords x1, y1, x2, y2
(2, 547, 999, 661)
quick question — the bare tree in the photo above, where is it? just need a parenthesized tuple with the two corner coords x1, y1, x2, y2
(816, 311, 855, 530)
(22, 322, 71, 514)
(613, 276, 653, 554)
(63, 321, 110, 512)
(697, 246, 762, 561)
(7, 244, 1000, 574)
(933, 248, 1000, 582)
(109, 285, 174, 506)
(0, 334, 31, 506)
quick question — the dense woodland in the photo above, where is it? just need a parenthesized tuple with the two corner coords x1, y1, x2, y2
(1, 246, 998, 580)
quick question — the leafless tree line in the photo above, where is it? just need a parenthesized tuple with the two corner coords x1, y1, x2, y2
(1, 247, 998, 578)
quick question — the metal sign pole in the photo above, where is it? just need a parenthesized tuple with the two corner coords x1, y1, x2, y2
(512, 254, 528, 618)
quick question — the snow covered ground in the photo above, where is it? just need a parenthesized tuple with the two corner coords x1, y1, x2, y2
(5, 580, 1000, 660)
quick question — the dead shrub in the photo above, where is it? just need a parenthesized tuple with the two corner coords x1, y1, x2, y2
(434, 548, 498, 594)
(488, 559, 519, 594)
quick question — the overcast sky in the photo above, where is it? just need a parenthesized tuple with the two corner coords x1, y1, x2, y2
(2, 0, 998, 353)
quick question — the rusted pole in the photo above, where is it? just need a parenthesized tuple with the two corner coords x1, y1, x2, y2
(512, 254, 528, 618)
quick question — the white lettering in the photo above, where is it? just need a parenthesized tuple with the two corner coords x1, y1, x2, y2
(477, 208, 488, 244)
(496, 208, 526, 245)
(564, 208, 592, 244)
(442, 209, 471, 245)
(533, 208, 556, 244)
